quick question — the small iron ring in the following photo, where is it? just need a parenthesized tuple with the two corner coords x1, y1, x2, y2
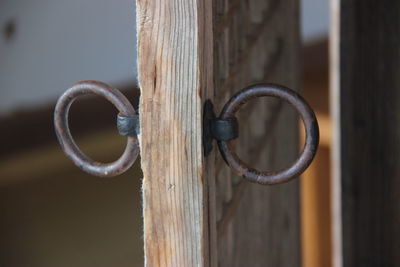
(217, 83, 319, 185)
(54, 80, 139, 177)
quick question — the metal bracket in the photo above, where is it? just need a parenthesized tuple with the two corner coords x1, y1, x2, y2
(54, 81, 140, 177)
(203, 99, 239, 156)
(117, 114, 140, 136)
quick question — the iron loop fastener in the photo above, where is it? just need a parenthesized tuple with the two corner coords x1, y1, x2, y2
(54, 80, 140, 177)
(209, 83, 319, 185)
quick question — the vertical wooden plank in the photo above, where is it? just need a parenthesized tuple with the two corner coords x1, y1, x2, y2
(339, 1, 400, 266)
(211, 0, 301, 266)
(136, 0, 213, 266)
(330, 0, 343, 266)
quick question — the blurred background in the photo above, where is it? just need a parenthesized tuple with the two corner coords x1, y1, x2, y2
(0, 0, 329, 266)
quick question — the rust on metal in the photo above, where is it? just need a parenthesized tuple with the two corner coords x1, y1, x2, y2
(216, 83, 319, 185)
(54, 80, 139, 177)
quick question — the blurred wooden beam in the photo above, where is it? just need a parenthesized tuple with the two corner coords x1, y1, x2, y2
(301, 37, 333, 267)
(0, 86, 139, 160)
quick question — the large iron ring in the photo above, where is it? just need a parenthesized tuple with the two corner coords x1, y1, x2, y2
(217, 83, 319, 185)
(54, 80, 139, 177)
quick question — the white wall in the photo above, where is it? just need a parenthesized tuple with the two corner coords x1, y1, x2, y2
(0, 0, 328, 116)
(0, 0, 137, 115)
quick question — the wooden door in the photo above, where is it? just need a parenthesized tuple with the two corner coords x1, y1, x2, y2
(136, 0, 301, 265)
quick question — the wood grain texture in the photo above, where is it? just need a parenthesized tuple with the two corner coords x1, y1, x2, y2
(339, 1, 400, 266)
(136, 0, 213, 266)
(137, 0, 300, 265)
(210, 0, 301, 266)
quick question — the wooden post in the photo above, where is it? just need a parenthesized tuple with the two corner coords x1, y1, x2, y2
(137, 0, 213, 265)
(211, 0, 301, 266)
(336, 0, 400, 265)
(137, 0, 301, 265)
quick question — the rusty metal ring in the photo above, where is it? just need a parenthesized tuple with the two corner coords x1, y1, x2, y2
(217, 83, 319, 185)
(54, 80, 139, 177)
